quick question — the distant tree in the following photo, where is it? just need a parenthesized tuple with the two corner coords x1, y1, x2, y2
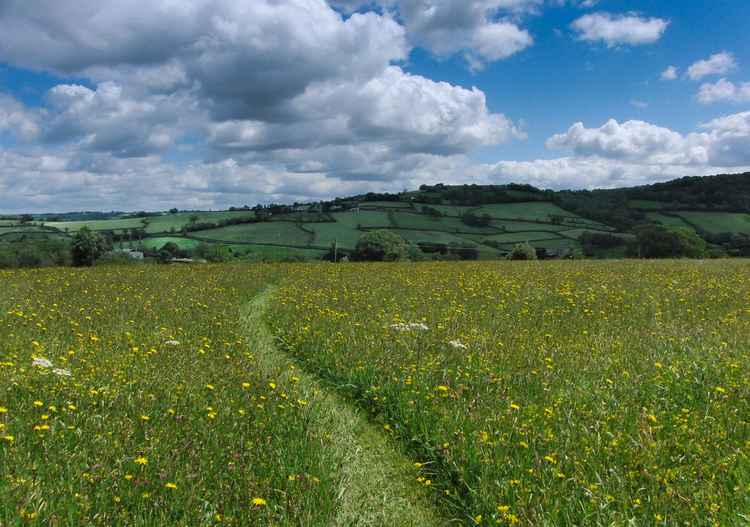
(508, 242, 538, 261)
(194, 242, 232, 262)
(71, 227, 109, 266)
(353, 230, 409, 261)
(169, 208, 179, 214)
(630, 225, 706, 258)
(460, 212, 492, 228)
(19, 214, 33, 224)
(160, 242, 182, 257)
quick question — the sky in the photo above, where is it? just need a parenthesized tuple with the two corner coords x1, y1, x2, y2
(0, 0, 749, 213)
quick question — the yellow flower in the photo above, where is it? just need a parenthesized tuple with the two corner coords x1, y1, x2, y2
(251, 497, 267, 507)
(2, 435, 14, 443)
(134, 456, 148, 465)
(140, 415, 150, 422)
(205, 384, 215, 391)
(268, 382, 277, 390)
(33, 401, 43, 407)
(436, 385, 449, 392)
(241, 382, 251, 389)
(0, 407, 7, 414)
(165, 482, 177, 490)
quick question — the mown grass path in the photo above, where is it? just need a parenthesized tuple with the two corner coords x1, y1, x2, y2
(241, 287, 446, 527)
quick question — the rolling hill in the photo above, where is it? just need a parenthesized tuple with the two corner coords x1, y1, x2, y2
(4, 171, 750, 260)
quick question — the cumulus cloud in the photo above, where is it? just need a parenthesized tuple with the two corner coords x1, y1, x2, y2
(546, 119, 708, 165)
(376, 0, 535, 68)
(697, 78, 750, 104)
(687, 52, 737, 80)
(571, 12, 668, 47)
(546, 113, 750, 168)
(0, 94, 41, 141)
(661, 65, 678, 80)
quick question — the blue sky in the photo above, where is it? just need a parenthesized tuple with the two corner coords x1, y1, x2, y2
(0, 0, 749, 212)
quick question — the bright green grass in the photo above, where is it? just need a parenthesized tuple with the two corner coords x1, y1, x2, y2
(0, 265, 341, 525)
(645, 212, 696, 230)
(190, 222, 313, 246)
(389, 212, 499, 234)
(47, 211, 257, 234)
(330, 211, 393, 229)
(469, 202, 579, 222)
(674, 211, 750, 234)
(307, 223, 362, 250)
(269, 260, 750, 526)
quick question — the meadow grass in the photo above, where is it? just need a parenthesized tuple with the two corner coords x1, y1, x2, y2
(0, 265, 341, 526)
(269, 260, 750, 526)
(2, 260, 749, 526)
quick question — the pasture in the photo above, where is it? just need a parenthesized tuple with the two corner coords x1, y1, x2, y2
(1, 261, 748, 525)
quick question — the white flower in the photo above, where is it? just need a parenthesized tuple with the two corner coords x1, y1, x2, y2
(32, 357, 53, 369)
(390, 322, 429, 332)
(164, 340, 180, 346)
(52, 368, 72, 377)
(448, 340, 468, 350)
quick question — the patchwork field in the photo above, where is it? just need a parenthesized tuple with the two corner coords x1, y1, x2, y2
(1, 260, 748, 525)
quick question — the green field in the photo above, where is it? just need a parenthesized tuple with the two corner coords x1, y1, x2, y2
(190, 222, 313, 246)
(47, 211, 257, 234)
(674, 212, 750, 235)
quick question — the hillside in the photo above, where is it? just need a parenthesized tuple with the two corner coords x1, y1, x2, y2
(3, 172, 750, 261)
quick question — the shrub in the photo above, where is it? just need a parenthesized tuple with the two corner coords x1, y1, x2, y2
(353, 230, 409, 261)
(508, 242, 538, 260)
(71, 228, 110, 266)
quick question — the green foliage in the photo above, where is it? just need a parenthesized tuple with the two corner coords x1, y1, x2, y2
(460, 211, 492, 228)
(194, 242, 232, 262)
(630, 225, 706, 259)
(354, 230, 409, 262)
(508, 242, 538, 260)
(71, 227, 109, 266)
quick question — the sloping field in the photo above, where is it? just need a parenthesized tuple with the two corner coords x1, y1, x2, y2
(48, 211, 256, 234)
(190, 222, 312, 246)
(674, 211, 750, 234)
(307, 222, 362, 250)
(645, 212, 696, 230)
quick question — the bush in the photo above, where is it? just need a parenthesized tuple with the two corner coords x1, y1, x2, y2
(508, 242, 538, 261)
(353, 230, 409, 261)
(630, 225, 706, 258)
(71, 227, 109, 266)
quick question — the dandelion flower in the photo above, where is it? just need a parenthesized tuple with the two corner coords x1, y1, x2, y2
(165, 482, 177, 490)
(251, 497, 267, 507)
(134, 456, 148, 465)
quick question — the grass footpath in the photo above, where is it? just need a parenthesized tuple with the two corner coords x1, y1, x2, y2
(241, 287, 446, 527)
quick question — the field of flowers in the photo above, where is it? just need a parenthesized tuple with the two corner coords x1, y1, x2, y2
(2, 260, 749, 526)
(269, 260, 750, 526)
(0, 265, 346, 526)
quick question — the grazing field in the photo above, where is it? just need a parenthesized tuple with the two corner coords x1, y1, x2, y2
(269, 260, 750, 526)
(2, 261, 749, 526)
(674, 212, 750, 235)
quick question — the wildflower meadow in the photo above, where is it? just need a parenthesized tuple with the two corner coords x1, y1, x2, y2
(1, 260, 749, 525)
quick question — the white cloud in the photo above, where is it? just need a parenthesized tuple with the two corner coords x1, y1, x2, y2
(661, 65, 678, 80)
(546, 119, 708, 165)
(630, 99, 648, 109)
(546, 113, 750, 168)
(571, 12, 669, 47)
(0, 94, 41, 141)
(687, 52, 737, 80)
(697, 78, 750, 104)
(378, 0, 535, 67)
